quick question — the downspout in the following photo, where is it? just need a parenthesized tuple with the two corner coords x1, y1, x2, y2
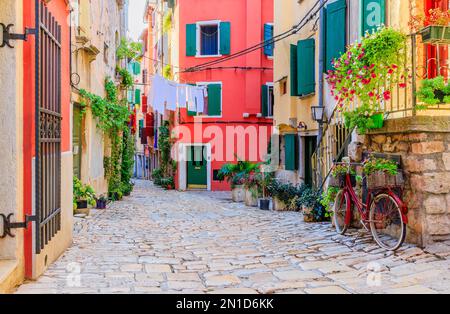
(317, 0, 325, 186)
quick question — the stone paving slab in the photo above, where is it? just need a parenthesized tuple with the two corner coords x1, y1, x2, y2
(14, 180, 450, 294)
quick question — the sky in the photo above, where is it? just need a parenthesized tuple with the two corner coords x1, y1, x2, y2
(128, 0, 148, 41)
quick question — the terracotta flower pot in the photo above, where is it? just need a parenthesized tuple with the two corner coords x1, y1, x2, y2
(303, 205, 315, 223)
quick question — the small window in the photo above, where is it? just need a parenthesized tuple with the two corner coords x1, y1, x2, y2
(199, 24, 219, 56)
(280, 79, 287, 95)
(213, 170, 220, 181)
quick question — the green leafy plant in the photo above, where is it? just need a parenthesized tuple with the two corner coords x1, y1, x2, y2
(116, 38, 143, 61)
(73, 177, 96, 209)
(343, 104, 384, 134)
(320, 187, 340, 216)
(116, 67, 134, 89)
(163, 65, 173, 80)
(163, 10, 173, 34)
(417, 76, 450, 108)
(217, 160, 259, 188)
(267, 181, 301, 211)
(120, 127, 135, 195)
(363, 157, 398, 176)
(332, 164, 355, 178)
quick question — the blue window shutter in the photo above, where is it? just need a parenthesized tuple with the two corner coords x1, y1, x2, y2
(297, 39, 316, 96)
(264, 24, 274, 56)
(186, 24, 197, 56)
(220, 22, 231, 55)
(290, 44, 299, 96)
(325, 0, 347, 72)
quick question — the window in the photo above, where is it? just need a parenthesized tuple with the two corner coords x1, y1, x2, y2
(104, 42, 109, 64)
(200, 24, 219, 56)
(264, 23, 274, 57)
(280, 78, 287, 95)
(262, 83, 274, 118)
(186, 21, 231, 57)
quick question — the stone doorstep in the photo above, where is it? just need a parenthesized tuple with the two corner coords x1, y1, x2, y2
(0, 259, 19, 293)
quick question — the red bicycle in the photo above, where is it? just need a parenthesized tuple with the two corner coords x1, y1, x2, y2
(332, 159, 408, 251)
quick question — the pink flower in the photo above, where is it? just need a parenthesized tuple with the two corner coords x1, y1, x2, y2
(383, 91, 391, 101)
(347, 70, 353, 75)
(388, 69, 394, 74)
(371, 73, 377, 79)
(368, 91, 375, 98)
(369, 64, 375, 69)
(399, 83, 407, 88)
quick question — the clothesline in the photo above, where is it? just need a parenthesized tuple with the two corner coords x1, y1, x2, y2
(148, 74, 208, 115)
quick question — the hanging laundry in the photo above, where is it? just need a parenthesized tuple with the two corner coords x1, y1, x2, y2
(166, 82, 178, 111)
(192, 87, 205, 114)
(187, 85, 197, 113)
(177, 85, 188, 108)
(151, 75, 168, 113)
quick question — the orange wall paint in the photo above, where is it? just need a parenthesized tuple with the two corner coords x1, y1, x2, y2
(23, 0, 70, 278)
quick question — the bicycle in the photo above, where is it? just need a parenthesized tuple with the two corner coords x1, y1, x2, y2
(331, 158, 408, 251)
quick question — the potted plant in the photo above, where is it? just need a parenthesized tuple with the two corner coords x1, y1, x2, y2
(363, 156, 403, 189)
(299, 187, 320, 223)
(417, 76, 450, 108)
(320, 186, 340, 217)
(411, 8, 450, 44)
(160, 177, 175, 190)
(73, 177, 96, 215)
(332, 164, 357, 188)
(218, 160, 259, 203)
(267, 180, 300, 211)
(243, 172, 260, 207)
(343, 104, 385, 134)
(108, 188, 123, 201)
(96, 195, 108, 210)
(257, 169, 273, 211)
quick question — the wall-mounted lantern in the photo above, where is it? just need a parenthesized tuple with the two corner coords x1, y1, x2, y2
(311, 106, 326, 124)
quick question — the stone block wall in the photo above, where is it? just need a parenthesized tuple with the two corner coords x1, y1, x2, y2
(352, 116, 450, 247)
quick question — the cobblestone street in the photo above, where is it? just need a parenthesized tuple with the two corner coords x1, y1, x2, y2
(15, 180, 450, 294)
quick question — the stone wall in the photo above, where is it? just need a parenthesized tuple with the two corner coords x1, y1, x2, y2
(352, 116, 450, 247)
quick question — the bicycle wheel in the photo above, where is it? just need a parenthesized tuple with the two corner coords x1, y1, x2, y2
(333, 190, 349, 235)
(369, 193, 406, 251)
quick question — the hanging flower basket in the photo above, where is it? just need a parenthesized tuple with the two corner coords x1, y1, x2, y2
(367, 171, 404, 189)
(420, 25, 450, 45)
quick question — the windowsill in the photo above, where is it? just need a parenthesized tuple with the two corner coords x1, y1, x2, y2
(198, 115, 223, 119)
(195, 54, 222, 58)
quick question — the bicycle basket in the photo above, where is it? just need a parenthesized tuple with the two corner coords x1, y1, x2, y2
(366, 171, 404, 189)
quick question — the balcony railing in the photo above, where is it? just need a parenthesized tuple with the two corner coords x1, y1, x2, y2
(312, 33, 450, 190)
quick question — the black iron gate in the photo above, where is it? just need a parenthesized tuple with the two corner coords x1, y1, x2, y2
(35, 0, 62, 254)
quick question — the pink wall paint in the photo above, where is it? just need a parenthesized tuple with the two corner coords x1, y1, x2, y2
(176, 0, 274, 191)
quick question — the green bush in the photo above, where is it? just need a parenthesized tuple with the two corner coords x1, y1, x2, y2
(73, 177, 96, 209)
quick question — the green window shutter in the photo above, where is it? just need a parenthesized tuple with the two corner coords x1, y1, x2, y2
(261, 85, 268, 117)
(297, 39, 316, 96)
(207, 84, 222, 116)
(133, 62, 141, 75)
(220, 22, 231, 55)
(135, 89, 141, 105)
(285, 134, 298, 171)
(290, 44, 298, 96)
(186, 24, 197, 56)
(362, 0, 386, 35)
(325, 0, 347, 72)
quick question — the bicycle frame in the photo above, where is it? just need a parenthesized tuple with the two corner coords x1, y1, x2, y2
(340, 172, 409, 226)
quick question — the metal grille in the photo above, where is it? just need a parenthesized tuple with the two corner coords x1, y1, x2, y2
(35, 1, 62, 253)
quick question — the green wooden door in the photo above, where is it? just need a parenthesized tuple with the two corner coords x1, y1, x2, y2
(187, 146, 207, 189)
(304, 136, 317, 187)
(73, 105, 82, 179)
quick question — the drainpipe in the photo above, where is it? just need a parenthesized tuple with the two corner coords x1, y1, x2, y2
(317, 0, 325, 187)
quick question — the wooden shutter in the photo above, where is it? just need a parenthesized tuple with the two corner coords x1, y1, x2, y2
(135, 89, 141, 105)
(326, 0, 347, 72)
(264, 24, 274, 56)
(297, 39, 316, 96)
(361, 0, 386, 35)
(290, 44, 299, 96)
(261, 85, 268, 117)
(133, 62, 141, 75)
(186, 24, 197, 56)
(220, 22, 231, 55)
(285, 134, 298, 171)
(208, 84, 222, 116)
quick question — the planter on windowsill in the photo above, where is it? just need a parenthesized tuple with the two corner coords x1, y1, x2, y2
(419, 25, 450, 45)
(232, 185, 245, 202)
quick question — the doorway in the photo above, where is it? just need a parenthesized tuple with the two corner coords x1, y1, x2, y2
(304, 136, 317, 187)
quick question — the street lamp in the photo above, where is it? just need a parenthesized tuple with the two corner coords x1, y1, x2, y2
(311, 106, 326, 124)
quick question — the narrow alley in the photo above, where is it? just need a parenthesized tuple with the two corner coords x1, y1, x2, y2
(15, 181, 450, 294)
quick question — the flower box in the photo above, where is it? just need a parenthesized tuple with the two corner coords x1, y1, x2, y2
(420, 25, 450, 45)
(367, 171, 404, 189)
(330, 174, 357, 188)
